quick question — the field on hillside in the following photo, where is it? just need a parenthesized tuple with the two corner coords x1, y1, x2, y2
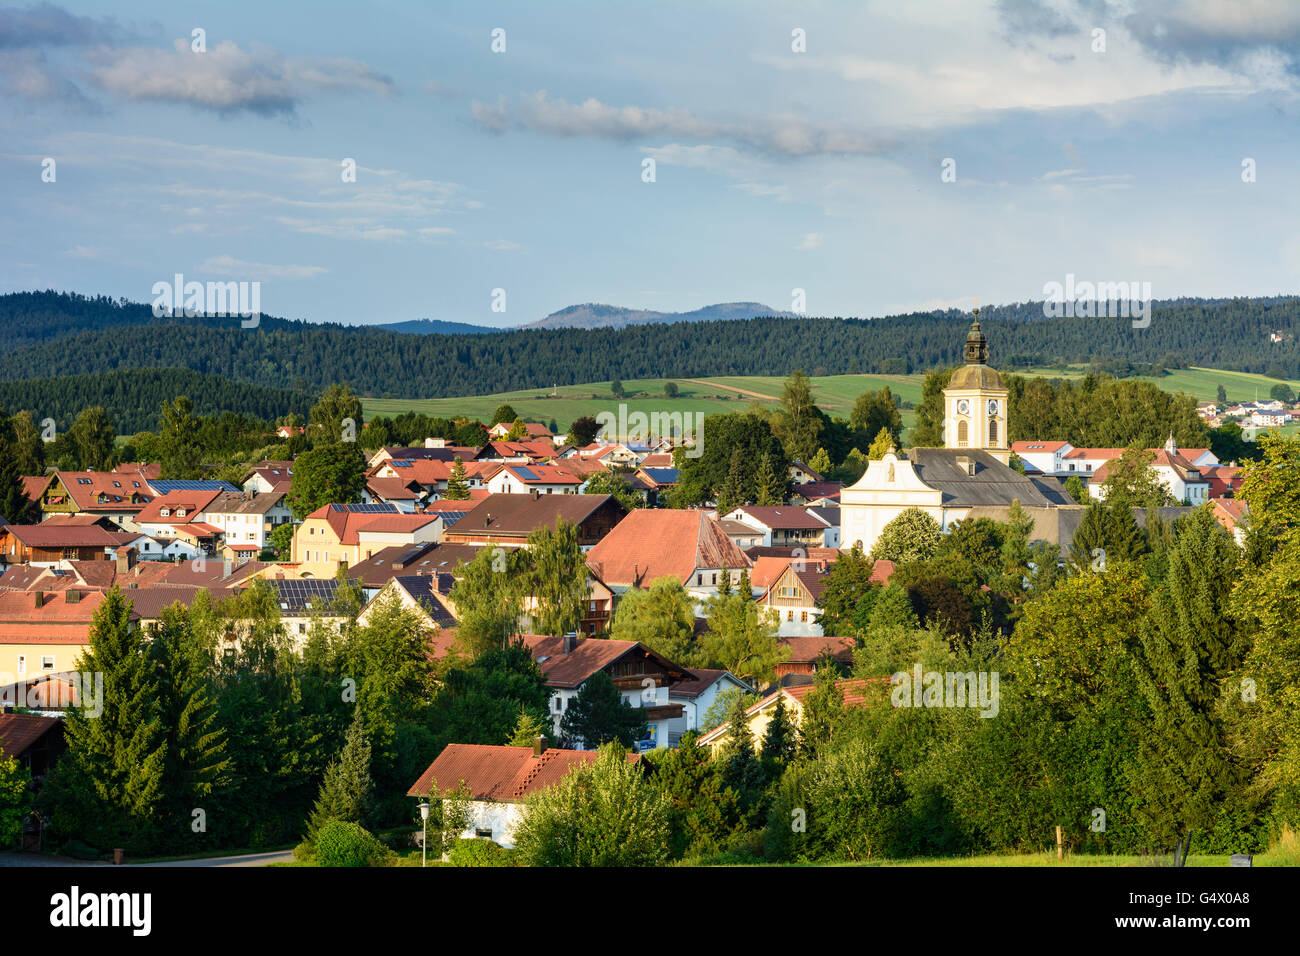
(362, 374, 921, 434)
(361, 366, 1299, 437)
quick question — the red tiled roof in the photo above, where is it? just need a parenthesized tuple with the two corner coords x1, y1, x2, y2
(135, 489, 223, 525)
(21, 475, 52, 502)
(779, 636, 855, 664)
(407, 743, 638, 800)
(1, 524, 131, 548)
(49, 471, 153, 512)
(586, 510, 751, 587)
(728, 506, 826, 530)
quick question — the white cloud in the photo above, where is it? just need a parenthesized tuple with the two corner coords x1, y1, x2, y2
(197, 255, 326, 280)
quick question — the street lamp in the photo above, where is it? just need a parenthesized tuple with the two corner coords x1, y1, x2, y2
(418, 802, 430, 868)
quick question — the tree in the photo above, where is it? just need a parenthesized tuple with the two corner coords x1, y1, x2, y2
(867, 427, 894, 460)
(559, 671, 648, 750)
(1064, 474, 1088, 504)
(716, 448, 749, 513)
(453, 419, 488, 447)
(816, 545, 881, 637)
(611, 379, 625, 398)
(0, 412, 35, 523)
(309, 384, 363, 443)
(66, 405, 116, 471)
(567, 415, 600, 447)
(427, 644, 551, 753)
(609, 577, 699, 665)
(581, 470, 645, 510)
(513, 743, 670, 866)
(307, 712, 373, 837)
(157, 396, 202, 479)
(668, 412, 785, 508)
(1068, 500, 1111, 574)
(664, 381, 679, 399)
(773, 370, 823, 463)
(699, 591, 787, 686)
(851, 386, 903, 448)
(506, 418, 529, 441)
(760, 694, 799, 769)
(798, 666, 844, 758)
(287, 442, 367, 519)
(643, 732, 740, 858)
(508, 708, 552, 749)
(1101, 444, 1174, 510)
(444, 456, 470, 500)
(909, 367, 956, 447)
(1270, 383, 1295, 403)
(448, 549, 525, 658)
(809, 447, 832, 475)
(10, 410, 45, 475)
(1216, 384, 1228, 403)
(1130, 506, 1242, 857)
(268, 522, 295, 560)
(41, 589, 168, 852)
(522, 519, 589, 639)
(0, 756, 31, 848)
(490, 404, 519, 426)
(754, 452, 787, 506)
(1237, 433, 1300, 561)
(869, 507, 941, 563)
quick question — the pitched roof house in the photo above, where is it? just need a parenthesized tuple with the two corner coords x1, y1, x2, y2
(585, 509, 752, 593)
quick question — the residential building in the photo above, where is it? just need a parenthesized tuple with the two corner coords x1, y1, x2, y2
(442, 493, 626, 551)
(585, 509, 752, 600)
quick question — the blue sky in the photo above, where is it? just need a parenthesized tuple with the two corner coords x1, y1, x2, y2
(3, 0, 1300, 327)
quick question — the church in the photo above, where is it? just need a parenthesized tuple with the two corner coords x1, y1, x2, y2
(840, 315, 1079, 554)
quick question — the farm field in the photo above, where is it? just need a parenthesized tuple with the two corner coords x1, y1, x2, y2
(361, 366, 1300, 438)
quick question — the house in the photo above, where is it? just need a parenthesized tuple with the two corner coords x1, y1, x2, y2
(292, 503, 442, 577)
(267, 578, 345, 643)
(1088, 437, 1210, 505)
(789, 481, 843, 505)
(487, 421, 554, 440)
(0, 712, 65, 780)
(0, 523, 142, 568)
(134, 489, 225, 559)
(634, 467, 678, 505)
(0, 588, 109, 679)
(1213, 498, 1250, 547)
(442, 494, 627, 551)
(37, 470, 154, 529)
(201, 490, 294, 557)
(522, 634, 691, 751)
(722, 506, 831, 549)
(406, 741, 640, 849)
(696, 678, 887, 752)
(367, 444, 483, 471)
(788, 460, 823, 485)
(358, 575, 458, 632)
(774, 636, 856, 681)
(240, 461, 294, 495)
(759, 563, 828, 636)
(362, 477, 423, 512)
(585, 509, 752, 599)
(665, 668, 753, 746)
(485, 464, 584, 496)
(345, 541, 482, 597)
(717, 519, 766, 550)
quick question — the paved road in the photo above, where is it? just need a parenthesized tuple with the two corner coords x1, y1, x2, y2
(0, 850, 293, 868)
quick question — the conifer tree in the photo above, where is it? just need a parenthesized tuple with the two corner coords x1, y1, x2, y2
(1130, 506, 1242, 860)
(1068, 501, 1110, 573)
(798, 665, 844, 759)
(1105, 501, 1148, 564)
(307, 712, 373, 837)
(716, 448, 748, 513)
(756, 452, 787, 505)
(508, 708, 552, 748)
(444, 456, 470, 500)
(760, 694, 799, 768)
(559, 671, 647, 750)
(41, 588, 168, 852)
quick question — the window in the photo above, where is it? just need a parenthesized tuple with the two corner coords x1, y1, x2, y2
(16, 655, 25, 677)
(989, 420, 998, 443)
(787, 610, 794, 621)
(957, 420, 968, 446)
(475, 828, 493, 840)
(800, 611, 808, 623)
(41, 655, 54, 669)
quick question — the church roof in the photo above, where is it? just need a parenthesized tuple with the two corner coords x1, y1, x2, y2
(906, 449, 1057, 507)
(948, 364, 1005, 390)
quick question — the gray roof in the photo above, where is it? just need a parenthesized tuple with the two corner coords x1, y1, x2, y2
(907, 449, 1058, 508)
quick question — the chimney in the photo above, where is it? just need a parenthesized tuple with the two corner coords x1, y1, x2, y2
(561, 632, 577, 653)
(33, 591, 45, 609)
(533, 734, 546, 756)
(956, 455, 975, 476)
(222, 559, 233, 578)
(530, 487, 540, 499)
(66, 589, 81, 604)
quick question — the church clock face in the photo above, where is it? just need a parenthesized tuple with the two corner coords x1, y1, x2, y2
(986, 399, 998, 416)
(957, 399, 970, 415)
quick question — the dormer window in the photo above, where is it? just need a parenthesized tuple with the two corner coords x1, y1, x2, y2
(177, 508, 187, 517)
(160, 507, 170, 517)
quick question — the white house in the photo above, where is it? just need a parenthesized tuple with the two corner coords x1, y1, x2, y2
(666, 668, 754, 746)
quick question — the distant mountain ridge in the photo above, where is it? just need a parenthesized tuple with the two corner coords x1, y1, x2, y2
(523, 301, 799, 330)
(375, 318, 504, 335)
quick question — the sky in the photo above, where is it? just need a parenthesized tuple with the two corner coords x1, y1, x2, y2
(3, 0, 1300, 328)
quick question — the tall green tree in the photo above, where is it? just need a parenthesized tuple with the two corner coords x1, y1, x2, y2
(66, 405, 116, 471)
(309, 384, 364, 444)
(522, 519, 589, 638)
(158, 396, 203, 479)
(306, 712, 373, 838)
(559, 671, 647, 750)
(773, 370, 823, 464)
(609, 576, 700, 665)
(287, 442, 367, 519)
(444, 456, 470, 500)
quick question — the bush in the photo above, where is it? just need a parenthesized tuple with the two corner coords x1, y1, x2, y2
(313, 820, 391, 867)
(60, 839, 102, 861)
(447, 838, 517, 867)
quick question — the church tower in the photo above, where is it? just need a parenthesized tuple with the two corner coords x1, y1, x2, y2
(943, 310, 1010, 464)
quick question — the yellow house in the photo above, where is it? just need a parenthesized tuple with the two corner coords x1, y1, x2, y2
(292, 503, 442, 578)
(695, 678, 885, 753)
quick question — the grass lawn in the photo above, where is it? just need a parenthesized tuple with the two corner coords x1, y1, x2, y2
(1019, 365, 1300, 404)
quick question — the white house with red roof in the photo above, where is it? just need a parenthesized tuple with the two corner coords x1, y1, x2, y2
(485, 464, 584, 496)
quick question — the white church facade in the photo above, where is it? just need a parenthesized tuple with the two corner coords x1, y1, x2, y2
(841, 315, 1077, 554)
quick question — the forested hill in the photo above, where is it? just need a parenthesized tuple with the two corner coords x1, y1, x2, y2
(1, 290, 1298, 399)
(0, 368, 312, 433)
